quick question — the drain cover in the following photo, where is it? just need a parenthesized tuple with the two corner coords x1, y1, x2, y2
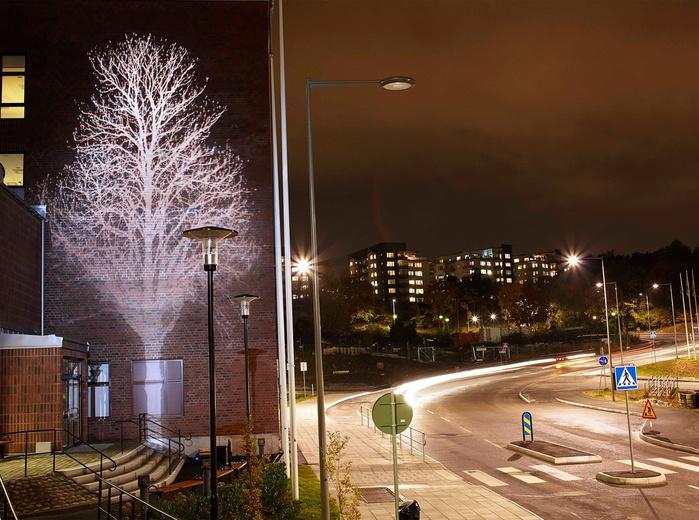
(359, 486, 395, 503)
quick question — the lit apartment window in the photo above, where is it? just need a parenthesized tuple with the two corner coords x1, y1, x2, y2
(388, 270, 396, 276)
(409, 296, 416, 302)
(506, 277, 512, 283)
(415, 280, 423, 285)
(0, 153, 23, 187)
(88, 363, 110, 418)
(416, 288, 424, 294)
(415, 271, 422, 276)
(415, 262, 422, 267)
(388, 288, 396, 293)
(132, 359, 184, 417)
(409, 288, 415, 293)
(388, 279, 396, 285)
(1, 56, 25, 119)
(505, 253, 511, 259)
(386, 261, 395, 267)
(386, 252, 394, 258)
(374, 289, 379, 295)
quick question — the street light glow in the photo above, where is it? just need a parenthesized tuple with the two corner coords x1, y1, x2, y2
(295, 257, 311, 275)
(596, 282, 603, 288)
(379, 76, 416, 91)
(566, 254, 581, 267)
(652, 283, 659, 289)
(490, 313, 497, 320)
(471, 316, 479, 323)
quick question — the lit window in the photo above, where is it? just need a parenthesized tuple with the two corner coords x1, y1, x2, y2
(0, 153, 23, 187)
(505, 254, 511, 259)
(386, 261, 395, 267)
(88, 363, 110, 418)
(415, 271, 423, 276)
(415, 262, 422, 267)
(388, 288, 396, 293)
(506, 277, 512, 283)
(388, 270, 396, 276)
(388, 279, 396, 285)
(416, 280, 423, 285)
(387, 252, 394, 258)
(416, 288, 424, 294)
(132, 360, 184, 417)
(409, 296, 416, 302)
(374, 289, 379, 295)
(1, 56, 25, 119)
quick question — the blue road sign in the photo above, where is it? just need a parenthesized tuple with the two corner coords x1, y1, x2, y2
(615, 365, 638, 391)
(522, 411, 533, 443)
(650, 331, 657, 340)
(598, 356, 608, 366)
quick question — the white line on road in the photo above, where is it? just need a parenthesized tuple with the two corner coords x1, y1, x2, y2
(680, 456, 699, 464)
(649, 458, 699, 472)
(616, 460, 677, 475)
(530, 464, 582, 481)
(440, 416, 451, 423)
(689, 485, 699, 491)
(484, 439, 503, 449)
(463, 470, 508, 487)
(426, 409, 435, 415)
(497, 467, 547, 484)
(459, 426, 472, 434)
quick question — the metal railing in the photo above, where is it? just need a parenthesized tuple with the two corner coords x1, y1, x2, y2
(359, 404, 427, 462)
(117, 414, 187, 475)
(0, 474, 18, 520)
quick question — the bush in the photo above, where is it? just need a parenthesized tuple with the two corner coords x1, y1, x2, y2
(262, 463, 296, 518)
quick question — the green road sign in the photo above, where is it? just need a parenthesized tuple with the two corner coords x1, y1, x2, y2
(372, 392, 413, 434)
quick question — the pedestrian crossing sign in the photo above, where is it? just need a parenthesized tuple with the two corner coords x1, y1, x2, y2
(614, 365, 638, 391)
(642, 399, 657, 420)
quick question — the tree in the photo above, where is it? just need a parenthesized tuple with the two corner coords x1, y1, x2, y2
(327, 431, 361, 520)
(42, 35, 253, 345)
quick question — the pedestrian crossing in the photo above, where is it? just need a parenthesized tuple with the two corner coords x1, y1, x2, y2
(463, 455, 699, 488)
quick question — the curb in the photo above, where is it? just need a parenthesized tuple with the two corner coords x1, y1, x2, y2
(507, 443, 602, 465)
(519, 391, 533, 404)
(555, 397, 642, 416)
(595, 470, 667, 487)
(639, 425, 699, 455)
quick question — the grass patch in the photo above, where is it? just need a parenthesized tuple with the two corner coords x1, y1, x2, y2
(295, 394, 313, 404)
(583, 389, 646, 402)
(296, 465, 339, 520)
(637, 358, 699, 379)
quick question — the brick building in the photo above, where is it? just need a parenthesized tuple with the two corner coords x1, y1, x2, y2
(0, 0, 277, 454)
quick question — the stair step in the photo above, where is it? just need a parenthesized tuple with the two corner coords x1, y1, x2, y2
(59, 444, 148, 478)
(85, 455, 166, 492)
(73, 451, 158, 484)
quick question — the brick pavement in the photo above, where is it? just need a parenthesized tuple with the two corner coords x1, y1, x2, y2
(296, 397, 541, 520)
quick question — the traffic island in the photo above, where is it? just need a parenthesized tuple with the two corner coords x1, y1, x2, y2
(508, 440, 602, 464)
(595, 469, 667, 487)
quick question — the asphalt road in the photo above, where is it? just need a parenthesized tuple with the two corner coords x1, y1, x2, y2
(330, 344, 699, 520)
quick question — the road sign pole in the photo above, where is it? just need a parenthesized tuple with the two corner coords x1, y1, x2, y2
(303, 371, 306, 398)
(390, 392, 400, 520)
(624, 391, 635, 473)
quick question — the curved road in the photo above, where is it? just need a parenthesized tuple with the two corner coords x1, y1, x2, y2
(329, 344, 699, 520)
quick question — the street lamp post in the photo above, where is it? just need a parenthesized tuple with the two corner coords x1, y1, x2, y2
(653, 283, 678, 359)
(392, 298, 397, 324)
(306, 75, 414, 520)
(232, 294, 259, 419)
(598, 282, 624, 365)
(183, 226, 236, 520)
(567, 255, 614, 400)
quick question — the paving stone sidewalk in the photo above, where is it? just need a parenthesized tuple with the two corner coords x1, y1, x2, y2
(296, 397, 541, 520)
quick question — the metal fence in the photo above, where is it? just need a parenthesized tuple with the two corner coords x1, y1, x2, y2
(358, 404, 427, 462)
(645, 376, 679, 398)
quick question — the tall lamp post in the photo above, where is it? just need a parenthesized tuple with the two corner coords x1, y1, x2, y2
(392, 298, 397, 323)
(567, 255, 614, 399)
(183, 226, 236, 520)
(232, 294, 259, 419)
(306, 75, 415, 520)
(597, 281, 624, 364)
(652, 283, 678, 359)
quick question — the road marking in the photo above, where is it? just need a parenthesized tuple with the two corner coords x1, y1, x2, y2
(530, 464, 582, 481)
(426, 409, 435, 415)
(463, 470, 508, 487)
(616, 460, 677, 475)
(459, 426, 472, 434)
(689, 485, 699, 491)
(680, 456, 699, 464)
(648, 458, 699, 472)
(497, 467, 546, 484)
(484, 439, 503, 449)
(440, 416, 451, 423)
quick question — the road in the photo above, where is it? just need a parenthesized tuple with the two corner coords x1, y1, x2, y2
(329, 344, 699, 520)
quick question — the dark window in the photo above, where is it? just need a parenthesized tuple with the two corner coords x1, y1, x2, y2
(132, 359, 184, 416)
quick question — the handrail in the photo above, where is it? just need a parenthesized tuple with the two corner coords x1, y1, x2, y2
(0, 474, 19, 520)
(0, 428, 117, 478)
(358, 404, 428, 462)
(117, 414, 187, 475)
(93, 469, 180, 520)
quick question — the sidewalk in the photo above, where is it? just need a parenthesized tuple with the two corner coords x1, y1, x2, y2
(296, 397, 541, 520)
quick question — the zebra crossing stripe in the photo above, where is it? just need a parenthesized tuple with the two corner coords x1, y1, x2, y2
(463, 470, 508, 487)
(649, 458, 699, 472)
(681, 456, 699, 464)
(497, 466, 546, 484)
(530, 464, 582, 481)
(616, 460, 677, 475)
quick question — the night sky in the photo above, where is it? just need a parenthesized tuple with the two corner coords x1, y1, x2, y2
(279, 1, 699, 266)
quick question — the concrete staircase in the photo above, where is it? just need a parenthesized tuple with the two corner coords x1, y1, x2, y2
(58, 443, 185, 499)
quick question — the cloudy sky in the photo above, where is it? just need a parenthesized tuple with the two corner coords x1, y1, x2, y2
(278, 0, 699, 265)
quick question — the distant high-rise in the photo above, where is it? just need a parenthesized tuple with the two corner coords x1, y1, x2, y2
(434, 244, 514, 283)
(513, 251, 561, 284)
(348, 242, 432, 306)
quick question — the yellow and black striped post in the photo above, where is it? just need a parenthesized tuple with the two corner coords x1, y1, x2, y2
(522, 412, 533, 443)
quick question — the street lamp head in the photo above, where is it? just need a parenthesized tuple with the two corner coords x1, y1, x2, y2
(471, 316, 479, 323)
(183, 226, 236, 269)
(232, 293, 259, 317)
(595, 282, 603, 288)
(652, 283, 659, 289)
(490, 313, 497, 321)
(392, 298, 396, 303)
(444, 317, 450, 323)
(438, 315, 443, 320)
(566, 254, 581, 267)
(378, 76, 415, 91)
(295, 257, 311, 276)
(392, 314, 398, 320)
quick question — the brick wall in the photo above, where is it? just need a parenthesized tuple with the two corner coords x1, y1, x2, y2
(0, 186, 41, 333)
(0, 1, 278, 444)
(0, 347, 61, 453)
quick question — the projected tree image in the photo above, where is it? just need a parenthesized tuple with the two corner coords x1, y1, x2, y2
(44, 35, 253, 346)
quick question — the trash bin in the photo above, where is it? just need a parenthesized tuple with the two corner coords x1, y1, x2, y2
(399, 500, 420, 519)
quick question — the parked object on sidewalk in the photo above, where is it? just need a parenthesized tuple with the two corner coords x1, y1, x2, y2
(679, 392, 697, 408)
(399, 500, 420, 519)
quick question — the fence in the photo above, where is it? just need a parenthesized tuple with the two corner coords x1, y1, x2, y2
(358, 404, 427, 462)
(645, 376, 679, 398)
